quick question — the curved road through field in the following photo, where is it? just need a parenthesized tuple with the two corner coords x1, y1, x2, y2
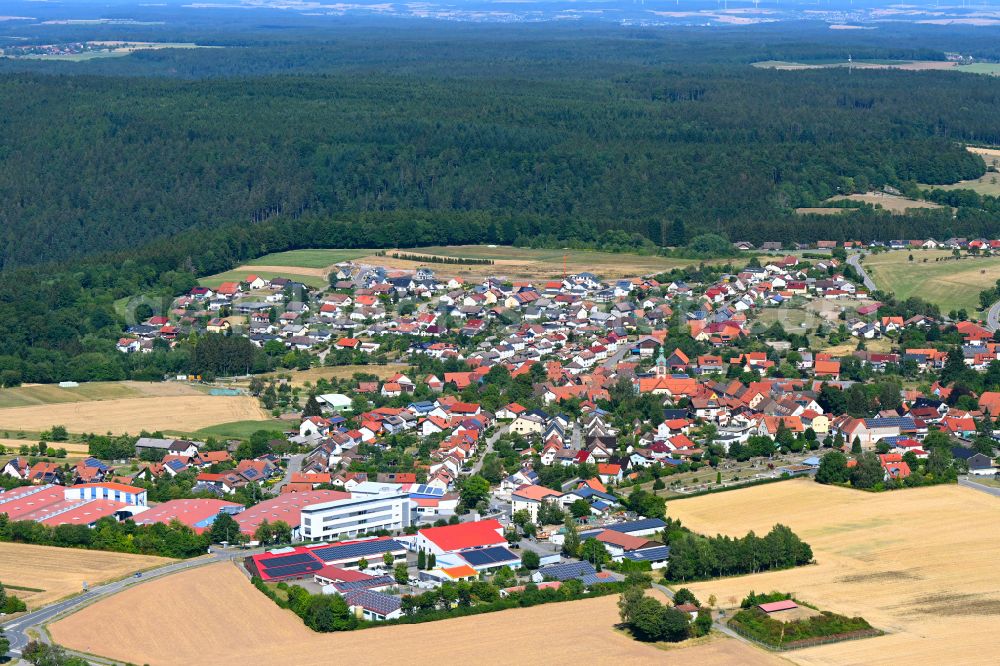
(846, 252, 877, 292)
(1, 547, 264, 663)
(987, 300, 1000, 332)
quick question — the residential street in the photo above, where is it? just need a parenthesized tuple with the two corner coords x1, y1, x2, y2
(471, 424, 509, 475)
(272, 453, 306, 493)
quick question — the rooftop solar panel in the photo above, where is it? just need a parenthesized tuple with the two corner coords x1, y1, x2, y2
(310, 539, 402, 563)
(459, 546, 519, 567)
(334, 575, 394, 591)
(260, 552, 317, 569)
(344, 590, 401, 615)
(622, 546, 671, 562)
(261, 561, 322, 579)
(604, 518, 667, 534)
(537, 561, 595, 581)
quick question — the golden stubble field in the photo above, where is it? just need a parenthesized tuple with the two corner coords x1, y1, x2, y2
(667, 480, 1000, 666)
(0, 542, 173, 609)
(0, 395, 270, 434)
(50, 563, 785, 666)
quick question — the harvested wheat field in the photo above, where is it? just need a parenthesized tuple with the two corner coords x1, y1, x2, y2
(667, 480, 1000, 666)
(0, 395, 269, 434)
(51, 563, 783, 666)
(0, 542, 172, 609)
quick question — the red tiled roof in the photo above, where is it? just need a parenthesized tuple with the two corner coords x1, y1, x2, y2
(419, 519, 505, 552)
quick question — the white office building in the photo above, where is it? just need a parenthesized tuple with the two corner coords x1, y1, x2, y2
(300, 492, 411, 541)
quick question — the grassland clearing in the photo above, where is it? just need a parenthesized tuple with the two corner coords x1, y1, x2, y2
(250, 364, 410, 389)
(0, 542, 172, 609)
(752, 59, 960, 72)
(50, 562, 782, 666)
(794, 207, 855, 215)
(199, 268, 329, 290)
(826, 192, 945, 213)
(862, 249, 1000, 312)
(190, 419, 292, 440)
(362, 245, 717, 280)
(0, 395, 269, 435)
(667, 480, 1000, 665)
(923, 146, 1000, 196)
(243, 249, 372, 269)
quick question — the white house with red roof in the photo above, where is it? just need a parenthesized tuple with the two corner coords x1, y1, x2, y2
(412, 519, 506, 556)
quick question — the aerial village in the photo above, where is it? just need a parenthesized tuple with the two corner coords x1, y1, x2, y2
(3, 240, 998, 629)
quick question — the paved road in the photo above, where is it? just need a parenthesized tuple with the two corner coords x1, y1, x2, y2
(471, 424, 509, 475)
(959, 476, 1000, 497)
(987, 300, 1000, 332)
(1, 547, 263, 661)
(602, 344, 630, 370)
(272, 453, 305, 493)
(847, 253, 877, 292)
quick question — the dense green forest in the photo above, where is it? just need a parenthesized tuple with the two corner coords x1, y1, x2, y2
(0, 64, 997, 267)
(1, 22, 1000, 382)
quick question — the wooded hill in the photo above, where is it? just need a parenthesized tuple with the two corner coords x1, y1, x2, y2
(0, 64, 996, 269)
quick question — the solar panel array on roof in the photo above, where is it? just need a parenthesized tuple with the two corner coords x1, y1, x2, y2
(622, 545, 671, 562)
(863, 417, 916, 428)
(537, 560, 596, 581)
(604, 518, 667, 534)
(410, 484, 444, 497)
(344, 590, 401, 616)
(579, 573, 615, 587)
(310, 539, 402, 563)
(333, 575, 394, 592)
(458, 546, 519, 567)
(263, 560, 322, 579)
(260, 552, 317, 569)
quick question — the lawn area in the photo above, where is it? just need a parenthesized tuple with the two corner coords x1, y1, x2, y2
(188, 419, 291, 440)
(243, 249, 372, 269)
(199, 268, 329, 290)
(862, 249, 1000, 312)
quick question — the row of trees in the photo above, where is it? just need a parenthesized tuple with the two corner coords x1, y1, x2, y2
(664, 524, 813, 582)
(0, 515, 208, 558)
